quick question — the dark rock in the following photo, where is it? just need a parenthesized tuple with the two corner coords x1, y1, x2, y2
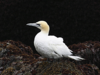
(0, 40, 100, 75)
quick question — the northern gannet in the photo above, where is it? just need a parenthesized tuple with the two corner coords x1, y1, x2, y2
(26, 21, 84, 61)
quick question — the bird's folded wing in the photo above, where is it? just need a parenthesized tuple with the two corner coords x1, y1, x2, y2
(47, 36, 63, 44)
(47, 36, 73, 57)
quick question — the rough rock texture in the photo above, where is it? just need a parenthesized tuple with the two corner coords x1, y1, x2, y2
(0, 40, 41, 75)
(69, 41, 100, 68)
(0, 40, 100, 75)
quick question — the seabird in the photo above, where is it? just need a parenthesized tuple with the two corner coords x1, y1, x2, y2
(26, 21, 84, 61)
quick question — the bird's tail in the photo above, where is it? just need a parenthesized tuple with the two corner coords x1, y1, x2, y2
(68, 56, 84, 61)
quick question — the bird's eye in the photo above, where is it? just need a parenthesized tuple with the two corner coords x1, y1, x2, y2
(37, 24, 40, 26)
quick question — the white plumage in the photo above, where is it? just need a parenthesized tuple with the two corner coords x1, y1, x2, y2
(26, 21, 84, 61)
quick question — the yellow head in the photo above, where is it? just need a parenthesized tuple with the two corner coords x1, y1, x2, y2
(26, 21, 50, 33)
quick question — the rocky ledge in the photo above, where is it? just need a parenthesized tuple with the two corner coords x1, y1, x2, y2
(0, 40, 100, 75)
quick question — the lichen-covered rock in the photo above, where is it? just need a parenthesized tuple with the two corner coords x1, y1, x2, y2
(0, 40, 100, 75)
(0, 40, 40, 75)
(36, 61, 83, 75)
(1, 67, 15, 75)
(77, 64, 100, 75)
(69, 41, 100, 68)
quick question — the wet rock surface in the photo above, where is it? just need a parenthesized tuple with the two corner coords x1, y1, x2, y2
(0, 40, 100, 75)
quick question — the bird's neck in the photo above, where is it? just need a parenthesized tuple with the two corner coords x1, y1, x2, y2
(40, 25, 50, 35)
(40, 30, 49, 35)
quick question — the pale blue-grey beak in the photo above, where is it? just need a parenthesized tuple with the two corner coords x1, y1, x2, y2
(26, 23, 40, 29)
